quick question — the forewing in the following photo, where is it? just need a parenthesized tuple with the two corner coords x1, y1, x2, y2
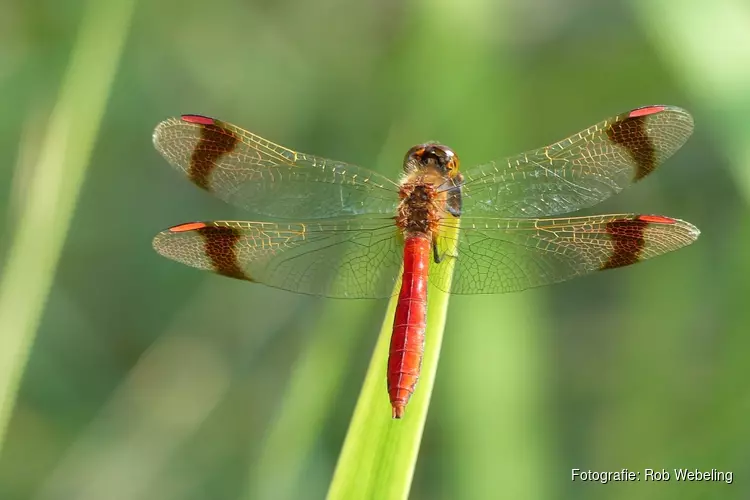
(430, 214, 699, 294)
(152, 218, 403, 299)
(153, 115, 400, 219)
(460, 106, 694, 217)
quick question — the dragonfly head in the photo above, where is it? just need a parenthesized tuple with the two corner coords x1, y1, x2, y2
(403, 143, 461, 178)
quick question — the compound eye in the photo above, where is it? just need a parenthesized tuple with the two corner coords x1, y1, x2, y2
(445, 154, 461, 177)
(444, 152, 457, 169)
(405, 146, 424, 162)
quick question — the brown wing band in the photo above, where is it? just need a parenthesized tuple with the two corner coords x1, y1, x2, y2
(600, 216, 649, 269)
(186, 118, 240, 190)
(606, 115, 657, 181)
(194, 224, 252, 281)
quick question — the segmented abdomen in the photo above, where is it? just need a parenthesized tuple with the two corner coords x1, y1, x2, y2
(388, 234, 431, 419)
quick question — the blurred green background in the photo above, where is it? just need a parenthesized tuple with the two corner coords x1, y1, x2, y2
(1, 0, 748, 499)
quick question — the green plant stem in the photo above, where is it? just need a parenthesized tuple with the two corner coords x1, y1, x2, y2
(327, 224, 459, 500)
(249, 301, 373, 500)
(0, 0, 136, 453)
(631, 0, 750, 200)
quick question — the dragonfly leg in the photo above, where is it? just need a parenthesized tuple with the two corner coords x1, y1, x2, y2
(432, 234, 458, 264)
(432, 237, 442, 263)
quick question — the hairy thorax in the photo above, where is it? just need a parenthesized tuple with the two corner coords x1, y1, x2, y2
(396, 169, 448, 238)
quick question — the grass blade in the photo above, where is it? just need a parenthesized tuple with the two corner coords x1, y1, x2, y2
(327, 223, 459, 500)
(631, 0, 750, 201)
(248, 301, 373, 500)
(0, 0, 136, 453)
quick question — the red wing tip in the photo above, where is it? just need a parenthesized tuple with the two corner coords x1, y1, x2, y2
(181, 114, 215, 125)
(392, 405, 405, 419)
(169, 221, 208, 232)
(628, 105, 667, 118)
(635, 215, 676, 224)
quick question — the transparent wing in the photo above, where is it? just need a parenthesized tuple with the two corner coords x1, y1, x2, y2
(153, 115, 400, 219)
(460, 105, 694, 217)
(430, 214, 700, 294)
(152, 218, 403, 298)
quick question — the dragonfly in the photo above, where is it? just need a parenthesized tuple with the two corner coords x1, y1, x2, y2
(152, 105, 699, 419)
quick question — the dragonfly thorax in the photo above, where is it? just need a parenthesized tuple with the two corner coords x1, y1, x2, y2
(396, 182, 443, 236)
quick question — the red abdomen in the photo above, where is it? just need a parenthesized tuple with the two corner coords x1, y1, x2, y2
(388, 234, 431, 419)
